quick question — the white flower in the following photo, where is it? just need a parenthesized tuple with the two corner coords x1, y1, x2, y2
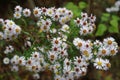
(103, 59, 111, 70)
(48, 51, 57, 62)
(11, 55, 19, 65)
(80, 27, 89, 35)
(46, 8, 54, 17)
(74, 56, 84, 67)
(33, 7, 41, 17)
(74, 18, 81, 27)
(64, 58, 71, 66)
(52, 37, 62, 47)
(73, 38, 84, 49)
(103, 37, 115, 46)
(98, 46, 109, 56)
(94, 58, 105, 70)
(14, 5, 22, 13)
(4, 45, 14, 54)
(3, 57, 10, 64)
(14, 12, 21, 19)
(23, 8, 31, 17)
(61, 24, 69, 33)
(52, 13, 60, 21)
(18, 56, 26, 66)
(81, 12, 88, 20)
(109, 46, 118, 56)
(31, 52, 40, 59)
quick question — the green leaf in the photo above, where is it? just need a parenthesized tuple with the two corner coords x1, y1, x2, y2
(78, 1, 87, 9)
(108, 19, 119, 33)
(112, 15, 120, 21)
(102, 13, 110, 17)
(95, 24, 107, 36)
(101, 13, 110, 22)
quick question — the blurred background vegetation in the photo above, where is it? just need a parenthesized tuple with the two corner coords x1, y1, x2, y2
(0, 0, 120, 80)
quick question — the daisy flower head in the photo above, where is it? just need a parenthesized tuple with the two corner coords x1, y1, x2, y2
(109, 46, 118, 56)
(89, 14, 96, 22)
(59, 16, 68, 25)
(81, 12, 88, 21)
(64, 58, 71, 66)
(10, 55, 19, 65)
(3, 57, 10, 64)
(52, 37, 62, 47)
(31, 51, 40, 59)
(14, 12, 21, 19)
(14, 5, 22, 13)
(46, 8, 55, 17)
(94, 58, 105, 70)
(73, 38, 85, 50)
(103, 59, 111, 70)
(4, 45, 14, 54)
(74, 18, 81, 27)
(61, 24, 69, 33)
(18, 56, 26, 66)
(33, 7, 41, 17)
(23, 8, 31, 17)
(48, 51, 57, 63)
(41, 7, 47, 15)
(98, 46, 109, 57)
(79, 27, 89, 35)
(52, 12, 60, 21)
(66, 10, 73, 18)
(103, 37, 115, 47)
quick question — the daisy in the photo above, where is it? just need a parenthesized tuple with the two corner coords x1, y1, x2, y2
(18, 56, 26, 66)
(23, 8, 31, 17)
(14, 12, 21, 19)
(3, 57, 10, 64)
(61, 24, 69, 33)
(109, 46, 118, 56)
(94, 58, 105, 70)
(48, 51, 57, 62)
(14, 5, 22, 13)
(98, 46, 109, 56)
(103, 59, 111, 70)
(52, 37, 62, 47)
(103, 37, 115, 47)
(33, 7, 41, 17)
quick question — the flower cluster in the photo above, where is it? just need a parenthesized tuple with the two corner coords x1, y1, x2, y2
(73, 37, 118, 70)
(106, 0, 120, 12)
(1, 5, 119, 80)
(0, 19, 21, 40)
(74, 12, 96, 35)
